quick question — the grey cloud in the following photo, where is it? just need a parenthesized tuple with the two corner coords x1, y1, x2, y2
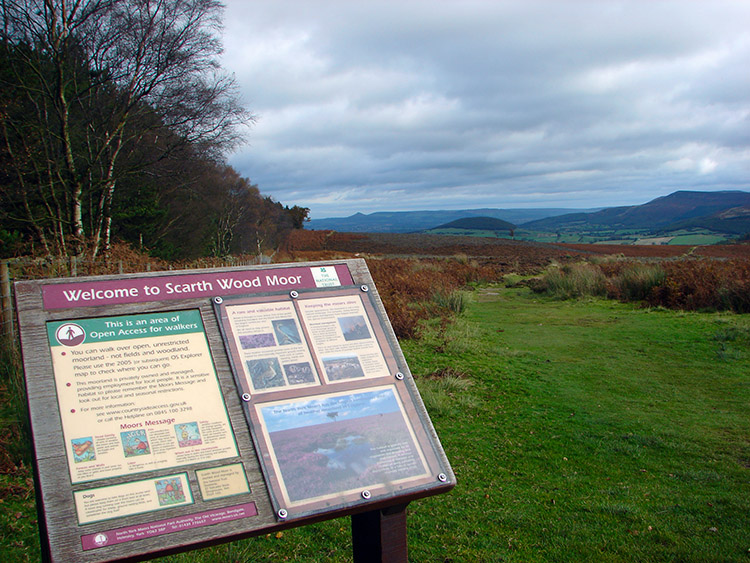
(222, 0, 750, 218)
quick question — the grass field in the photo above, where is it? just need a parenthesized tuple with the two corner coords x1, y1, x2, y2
(2, 287, 749, 562)
(668, 234, 727, 245)
(424, 227, 733, 247)
(404, 287, 750, 562)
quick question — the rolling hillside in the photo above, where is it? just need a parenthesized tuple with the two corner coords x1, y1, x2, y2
(522, 190, 750, 233)
(308, 207, 597, 233)
(426, 216, 516, 234)
(307, 191, 750, 243)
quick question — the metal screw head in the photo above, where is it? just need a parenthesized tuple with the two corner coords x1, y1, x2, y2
(277, 509, 288, 519)
(395, 372, 405, 380)
(361, 490, 372, 499)
(360, 284, 369, 292)
(213, 296, 223, 304)
(438, 473, 448, 482)
(241, 393, 251, 402)
(290, 290, 299, 299)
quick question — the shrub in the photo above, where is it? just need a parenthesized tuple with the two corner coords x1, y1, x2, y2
(368, 257, 496, 339)
(647, 259, 750, 312)
(610, 262, 666, 301)
(0, 339, 31, 467)
(532, 257, 750, 314)
(534, 263, 607, 299)
(432, 290, 469, 315)
(717, 277, 750, 313)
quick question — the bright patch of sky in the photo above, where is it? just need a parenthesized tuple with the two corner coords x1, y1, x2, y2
(221, 1, 750, 219)
(261, 388, 400, 433)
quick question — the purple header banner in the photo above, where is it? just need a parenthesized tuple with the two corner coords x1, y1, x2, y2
(80, 502, 258, 550)
(43, 264, 352, 310)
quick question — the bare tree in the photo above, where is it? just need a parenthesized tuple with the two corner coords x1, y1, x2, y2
(0, 0, 251, 257)
(205, 166, 261, 257)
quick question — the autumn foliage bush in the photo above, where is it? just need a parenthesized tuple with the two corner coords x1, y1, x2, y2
(535, 258, 750, 313)
(367, 257, 500, 338)
(648, 259, 750, 312)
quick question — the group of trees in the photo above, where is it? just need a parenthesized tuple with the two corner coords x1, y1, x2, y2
(0, 0, 307, 260)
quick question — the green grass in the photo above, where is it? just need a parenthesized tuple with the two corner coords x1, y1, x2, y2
(401, 287, 750, 562)
(668, 234, 726, 245)
(3, 288, 749, 562)
(0, 343, 39, 562)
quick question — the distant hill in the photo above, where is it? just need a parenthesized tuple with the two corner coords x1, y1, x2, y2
(427, 216, 516, 233)
(669, 206, 750, 235)
(308, 207, 597, 233)
(522, 191, 750, 234)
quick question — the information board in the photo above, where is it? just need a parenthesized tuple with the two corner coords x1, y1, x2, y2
(15, 260, 454, 562)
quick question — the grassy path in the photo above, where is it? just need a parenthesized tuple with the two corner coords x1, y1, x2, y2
(404, 287, 750, 562)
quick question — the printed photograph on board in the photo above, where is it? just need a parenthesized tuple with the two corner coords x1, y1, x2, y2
(283, 362, 316, 385)
(247, 357, 286, 389)
(338, 315, 371, 341)
(256, 386, 429, 506)
(223, 301, 321, 392)
(239, 332, 276, 349)
(272, 319, 302, 345)
(322, 354, 366, 381)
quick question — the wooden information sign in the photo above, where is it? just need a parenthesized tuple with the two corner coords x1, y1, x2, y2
(15, 259, 454, 562)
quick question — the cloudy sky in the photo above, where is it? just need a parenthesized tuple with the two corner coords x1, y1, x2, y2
(221, 1, 750, 219)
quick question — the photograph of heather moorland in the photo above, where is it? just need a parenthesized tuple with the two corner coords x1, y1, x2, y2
(258, 388, 427, 504)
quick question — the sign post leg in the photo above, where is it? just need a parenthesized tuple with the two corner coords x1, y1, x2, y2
(351, 503, 409, 563)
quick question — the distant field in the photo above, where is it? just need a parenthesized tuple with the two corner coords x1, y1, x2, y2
(668, 234, 727, 245)
(423, 227, 733, 247)
(427, 228, 510, 238)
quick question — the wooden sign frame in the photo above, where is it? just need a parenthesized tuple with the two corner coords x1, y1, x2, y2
(15, 259, 454, 562)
